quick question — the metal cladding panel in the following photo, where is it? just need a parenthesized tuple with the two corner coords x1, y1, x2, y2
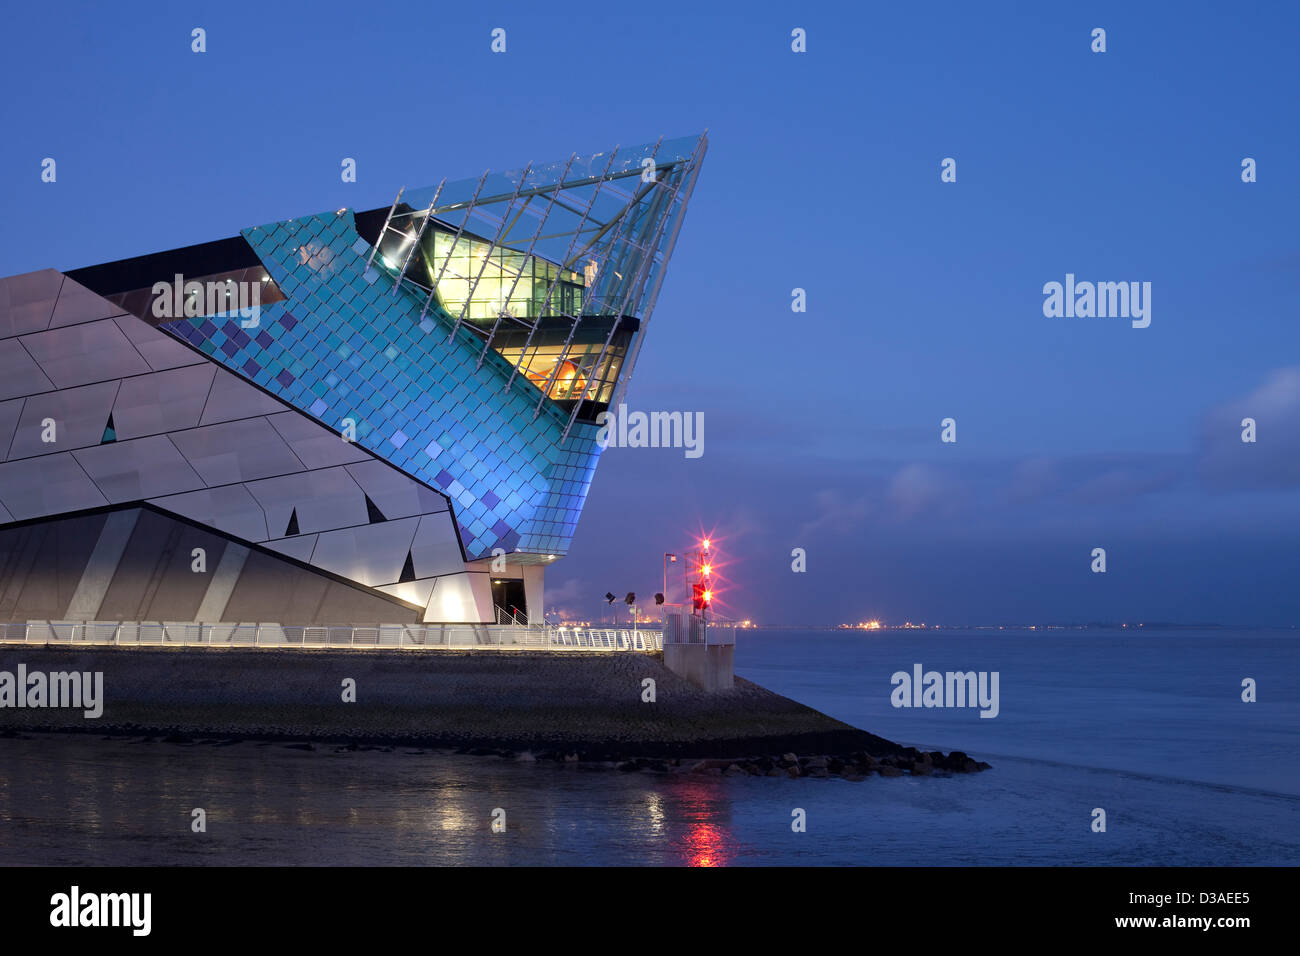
(244, 466, 370, 537)
(221, 546, 421, 625)
(308, 517, 420, 587)
(410, 512, 468, 579)
(96, 508, 224, 622)
(266, 411, 371, 469)
(48, 276, 127, 329)
(376, 579, 436, 608)
(0, 511, 109, 620)
(20, 318, 150, 389)
(148, 484, 270, 543)
(425, 572, 489, 624)
(0, 269, 62, 338)
(345, 459, 449, 520)
(0, 452, 109, 519)
(73, 435, 207, 502)
(162, 209, 601, 559)
(262, 533, 319, 564)
(111, 364, 217, 439)
(0, 398, 19, 457)
(112, 315, 204, 372)
(199, 368, 291, 425)
(6, 380, 119, 460)
(169, 417, 305, 486)
(0, 339, 55, 400)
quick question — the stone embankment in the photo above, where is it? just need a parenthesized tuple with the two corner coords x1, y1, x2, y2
(0, 646, 990, 777)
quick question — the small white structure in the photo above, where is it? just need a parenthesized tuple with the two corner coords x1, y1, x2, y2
(661, 606, 735, 692)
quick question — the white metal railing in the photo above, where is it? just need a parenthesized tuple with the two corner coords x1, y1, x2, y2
(494, 606, 528, 626)
(0, 621, 662, 652)
(660, 608, 736, 646)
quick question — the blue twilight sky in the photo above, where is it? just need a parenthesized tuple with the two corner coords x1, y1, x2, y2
(2, 1, 1298, 625)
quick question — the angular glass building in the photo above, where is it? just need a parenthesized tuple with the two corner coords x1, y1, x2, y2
(0, 134, 706, 625)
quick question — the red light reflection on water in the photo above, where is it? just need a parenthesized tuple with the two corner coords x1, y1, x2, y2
(683, 822, 728, 867)
(670, 776, 735, 866)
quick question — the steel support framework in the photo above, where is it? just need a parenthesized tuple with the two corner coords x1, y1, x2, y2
(365, 134, 707, 432)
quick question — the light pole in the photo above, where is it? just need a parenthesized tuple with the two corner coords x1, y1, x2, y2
(686, 538, 712, 623)
(663, 553, 677, 605)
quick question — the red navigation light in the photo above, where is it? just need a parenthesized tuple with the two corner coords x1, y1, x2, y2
(702, 564, 712, 576)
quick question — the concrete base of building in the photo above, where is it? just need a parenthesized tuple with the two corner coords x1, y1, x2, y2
(663, 643, 734, 693)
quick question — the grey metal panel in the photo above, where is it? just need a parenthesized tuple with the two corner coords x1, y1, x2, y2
(199, 368, 290, 425)
(266, 411, 370, 469)
(308, 518, 420, 587)
(194, 542, 249, 622)
(344, 459, 449, 520)
(6, 380, 119, 460)
(424, 572, 489, 623)
(149, 484, 270, 543)
(263, 533, 319, 563)
(169, 417, 305, 485)
(95, 508, 226, 622)
(73, 435, 207, 502)
(0, 452, 109, 520)
(410, 512, 467, 578)
(0, 339, 55, 401)
(244, 466, 369, 537)
(112, 364, 216, 440)
(0, 512, 108, 619)
(113, 315, 204, 372)
(0, 270, 62, 338)
(47, 276, 126, 329)
(376, 579, 436, 608)
(0, 398, 22, 460)
(62, 509, 140, 619)
(19, 318, 150, 389)
(221, 547, 419, 625)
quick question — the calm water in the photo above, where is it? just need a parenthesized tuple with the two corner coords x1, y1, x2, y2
(0, 628, 1296, 865)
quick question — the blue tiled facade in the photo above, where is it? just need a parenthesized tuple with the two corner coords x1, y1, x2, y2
(162, 209, 604, 559)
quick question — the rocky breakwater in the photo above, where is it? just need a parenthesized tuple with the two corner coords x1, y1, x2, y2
(673, 748, 992, 779)
(447, 745, 992, 779)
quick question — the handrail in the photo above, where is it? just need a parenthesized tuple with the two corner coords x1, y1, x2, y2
(0, 621, 662, 652)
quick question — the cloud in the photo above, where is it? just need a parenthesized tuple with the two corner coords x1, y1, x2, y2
(1200, 367, 1300, 490)
(885, 463, 964, 522)
(1005, 457, 1062, 503)
(796, 487, 875, 537)
(1069, 464, 1180, 505)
